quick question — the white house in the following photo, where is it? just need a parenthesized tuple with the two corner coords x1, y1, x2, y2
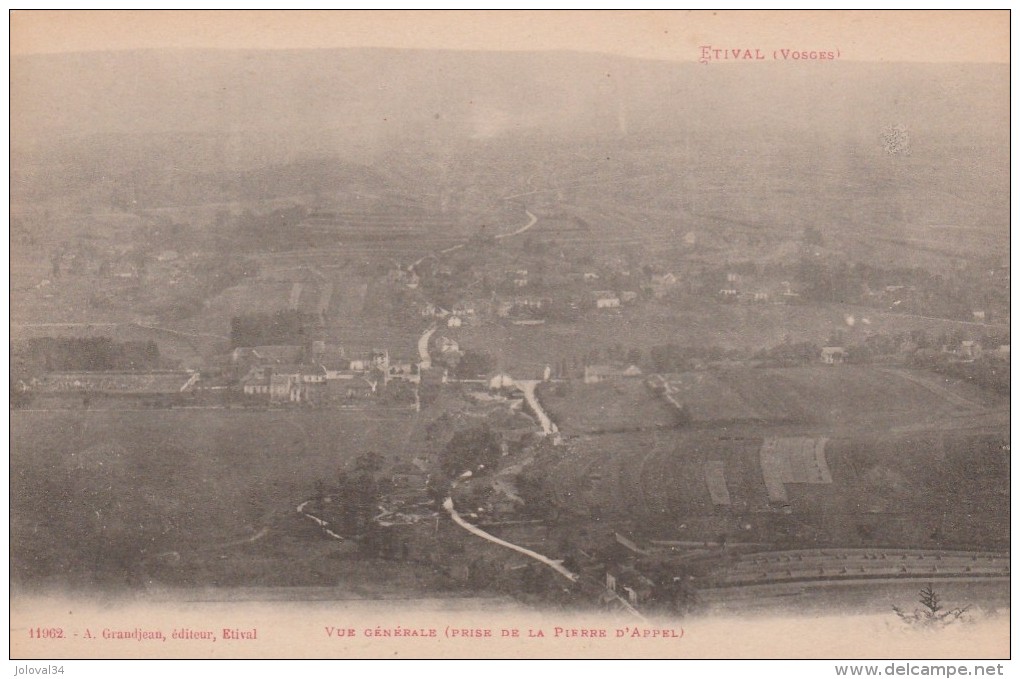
(489, 373, 515, 390)
(820, 347, 847, 364)
(959, 340, 983, 360)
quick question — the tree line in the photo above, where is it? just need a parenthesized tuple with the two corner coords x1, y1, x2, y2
(20, 337, 161, 372)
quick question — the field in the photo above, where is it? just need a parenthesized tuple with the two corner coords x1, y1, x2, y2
(536, 379, 675, 433)
(545, 428, 1009, 551)
(164, 280, 424, 363)
(450, 300, 1008, 380)
(11, 321, 217, 369)
(10, 408, 429, 589)
(665, 365, 1005, 430)
(537, 366, 1009, 551)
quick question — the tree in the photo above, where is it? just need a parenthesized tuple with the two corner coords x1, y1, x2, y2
(454, 350, 494, 380)
(802, 225, 825, 246)
(645, 561, 699, 616)
(229, 309, 317, 348)
(354, 452, 384, 474)
(893, 584, 970, 629)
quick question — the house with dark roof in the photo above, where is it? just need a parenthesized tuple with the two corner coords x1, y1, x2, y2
(583, 364, 643, 384)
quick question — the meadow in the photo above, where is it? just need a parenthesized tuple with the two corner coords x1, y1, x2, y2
(10, 408, 425, 588)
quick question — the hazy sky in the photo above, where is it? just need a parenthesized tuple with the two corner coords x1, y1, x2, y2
(10, 10, 1009, 63)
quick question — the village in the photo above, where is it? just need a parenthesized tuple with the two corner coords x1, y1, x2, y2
(10, 207, 1011, 617)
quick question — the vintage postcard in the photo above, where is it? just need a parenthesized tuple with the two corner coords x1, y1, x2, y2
(9, 11, 1010, 662)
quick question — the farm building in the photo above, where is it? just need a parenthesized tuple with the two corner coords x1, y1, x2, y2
(959, 340, 983, 360)
(324, 376, 377, 402)
(489, 373, 516, 390)
(348, 350, 390, 372)
(513, 296, 545, 309)
(240, 364, 327, 402)
(583, 364, 643, 384)
(447, 316, 463, 328)
(390, 462, 428, 488)
(310, 340, 346, 361)
(820, 347, 847, 364)
(596, 296, 621, 309)
(648, 273, 679, 299)
(387, 361, 416, 379)
(241, 366, 272, 396)
(320, 359, 352, 379)
(269, 372, 304, 403)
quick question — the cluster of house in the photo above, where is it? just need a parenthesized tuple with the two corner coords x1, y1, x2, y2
(953, 340, 1009, 362)
(820, 340, 1010, 365)
(716, 273, 799, 304)
(590, 289, 639, 310)
(234, 341, 417, 404)
(420, 300, 483, 327)
(71, 246, 194, 282)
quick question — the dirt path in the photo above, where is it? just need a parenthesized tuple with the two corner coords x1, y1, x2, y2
(516, 380, 559, 438)
(418, 324, 438, 367)
(411, 210, 537, 269)
(296, 499, 345, 541)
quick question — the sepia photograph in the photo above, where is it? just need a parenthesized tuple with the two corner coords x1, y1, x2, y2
(8, 10, 1011, 664)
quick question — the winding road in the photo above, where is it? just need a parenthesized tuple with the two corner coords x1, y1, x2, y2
(442, 497, 577, 582)
(442, 494, 645, 619)
(494, 210, 538, 241)
(404, 206, 646, 612)
(297, 499, 345, 541)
